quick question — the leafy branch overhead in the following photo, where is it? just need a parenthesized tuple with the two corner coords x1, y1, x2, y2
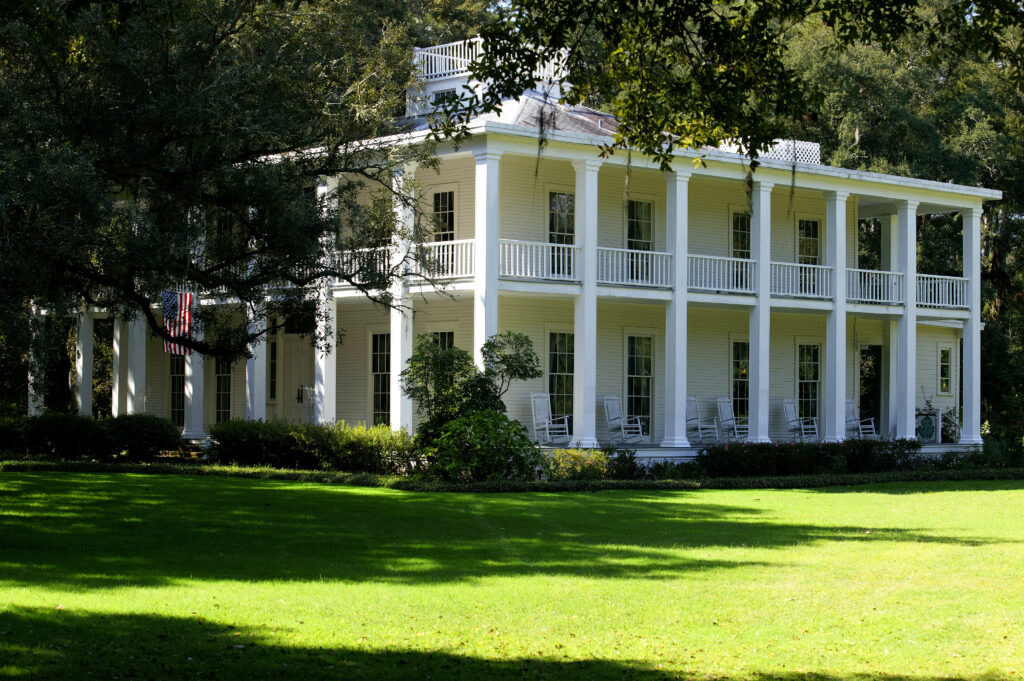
(451, 0, 1024, 168)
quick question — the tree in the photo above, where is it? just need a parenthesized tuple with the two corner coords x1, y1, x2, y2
(400, 331, 542, 442)
(444, 0, 1024, 169)
(0, 0, 455, 370)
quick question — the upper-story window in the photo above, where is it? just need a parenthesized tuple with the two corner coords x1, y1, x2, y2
(432, 89, 457, 106)
(626, 200, 652, 251)
(798, 219, 820, 265)
(732, 212, 751, 259)
(432, 191, 455, 242)
(549, 192, 575, 244)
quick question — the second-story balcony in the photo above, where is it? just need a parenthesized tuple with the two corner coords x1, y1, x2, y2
(770, 262, 833, 299)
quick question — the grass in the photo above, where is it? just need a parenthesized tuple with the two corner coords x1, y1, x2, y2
(1, 472, 1022, 680)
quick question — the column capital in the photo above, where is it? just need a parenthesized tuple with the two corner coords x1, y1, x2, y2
(667, 165, 693, 182)
(571, 158, 603, 174)
(961, 205, 983, 222)
(473, 149, 503, 164)
(898, 199, 920, 213)
(825, 190, 850, 202)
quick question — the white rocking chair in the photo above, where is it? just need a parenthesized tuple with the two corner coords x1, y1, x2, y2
(604, 395, 643, 443)
(531, 392, 570, 444)
(846, 400, 878, 439)
(783, 398, 818, 442)
(716, 397, 749, 441)
(687, 396, 719, 444)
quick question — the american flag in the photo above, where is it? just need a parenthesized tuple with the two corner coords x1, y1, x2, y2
(162, 290, 194, 355)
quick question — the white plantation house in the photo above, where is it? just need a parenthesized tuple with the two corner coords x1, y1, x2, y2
(61, 39, 1000, 454)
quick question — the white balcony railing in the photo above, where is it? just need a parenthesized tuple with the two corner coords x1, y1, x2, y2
(847, 269, 904, 305)
(338, 247, 391, 286)
(499, 239, 579, 282)
(413, 39, 483, 80)
(687, 255, 756, 294)
(596, 247, 672, 288)
(917, 274, 969, 308)
(414, 239, 475, 279)
(771, 262, 832, 299)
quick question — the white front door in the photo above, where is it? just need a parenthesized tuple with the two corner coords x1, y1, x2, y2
(282, 334, 315, 423)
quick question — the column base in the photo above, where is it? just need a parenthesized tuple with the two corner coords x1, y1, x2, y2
(745, 437, 772, 444)
(822, 436, 846, 444)
(570, 438, 601, 449)
(958, 436, 983, 446)
(182, 429, 207, 442)
(660, 437, 692, 448)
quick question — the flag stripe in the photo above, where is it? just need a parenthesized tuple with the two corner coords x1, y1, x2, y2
(162, 291, 193, 355)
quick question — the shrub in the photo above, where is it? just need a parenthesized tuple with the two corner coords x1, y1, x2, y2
(545, 448, 609, 480)
(427, 410, 544, 482)
(22, 412, 110, 460)
(695, 438, 925, 478)
(209, 419, 419, 473)
(648, 459, 704, 479)
(0, 417, 27, 454)
(103, 414, 182, 461)
(605, 448, 650, 480)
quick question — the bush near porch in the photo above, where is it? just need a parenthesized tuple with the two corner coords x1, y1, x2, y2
(693, 438, 926, 478)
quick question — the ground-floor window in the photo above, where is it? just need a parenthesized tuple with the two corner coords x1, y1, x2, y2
(371, 333, 391, 426)
(170, 355, 185, 428)
(548, 332, 573, 423)
(215, 358, 231, 423)
(627, 335, 653, 436)
(732, 340, 749, 418)
(432, 331, 455, 350)
(938, 345, 953, 394)
(268, 340, 278, 400)
(798, 343, 820, 419)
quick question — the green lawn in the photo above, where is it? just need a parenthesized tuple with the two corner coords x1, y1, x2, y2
(1, 473, 1022, 680)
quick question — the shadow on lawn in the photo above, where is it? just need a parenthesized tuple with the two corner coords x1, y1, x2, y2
(0, 607, 1010, 681)
(0, 473, 1009, 589)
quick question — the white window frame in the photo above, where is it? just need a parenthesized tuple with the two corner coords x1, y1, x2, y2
(795, 214, 824, 265)
(728, 205, 752, 260)
(422, 321, 458, 351)
(622, 327, 657, 441)
(545, 324, 575, 423)
(795, 337, 824, 420)
(424, 182, 459, 240)
(544, 184, 576, 244)
(623, 195, 657, 251)
(267, 330, 279, 405)
(169, 354, 185, 429)
(728, 333, 750, 420)
(937, 343, 955, 396)
(214, 357, 232, 424)
(367, 327, 391, 427)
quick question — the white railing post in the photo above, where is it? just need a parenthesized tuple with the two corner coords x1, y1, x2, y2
(896, 200, 919, 439)
(961, 206, 983, 445)
(571, 158, 601, 448)
(824, 191, 848, 442)
(663, 168, 691, 448)
(749, 181, 773, 443)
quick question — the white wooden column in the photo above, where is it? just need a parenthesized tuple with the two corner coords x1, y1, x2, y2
(111, 320, 124, 416)
(895, 200, 919, 438)
(390, 163, 415, 433)
(960, 206, 983, 444)
(473, 150, 502, 368)
(126, 317, 147, 414)
(571, 159, 601, 448)
(27, 309, 44, 416)
(823, 191, 848, 441)
(245, 309, 267, 422)
(75, 310, 94, 416)
(884, 320, 899, 439)
(748, 180, 773, 443)
(314, 292, 337, 425)
(183, 328, 205, 440)
(661, 168, 692, 447)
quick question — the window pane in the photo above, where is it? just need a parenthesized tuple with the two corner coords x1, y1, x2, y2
(371, 333, 391, 425)
(549, 332, 574, 424)
(627, 336, 653, 435)
(732, 212, 751, 260)
(798, 344, 820, 419)
(732, 341, 749, 418)
(170, 355, 185, 428)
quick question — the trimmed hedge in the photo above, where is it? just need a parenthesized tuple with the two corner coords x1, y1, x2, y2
(426, 410, 544, 482)
(208, 419, 418, 474)
(3, 458, 1023, 493)
(694, 438, 924, 478)
(0, 413, 181, 461)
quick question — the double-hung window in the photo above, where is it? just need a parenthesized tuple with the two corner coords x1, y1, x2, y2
(627, 200, 653, 281)
(797, 343, 821, 419)
(170, 355, 185, 428)
(432, 190, 456, 275)
(548, 192, 575, 276)
(732, 341, 750, 419)
(433, 331, 455, 350)
(548, 332, 574, 424)
(938, 346, 953, 394)
(627, 336, 653, 436)
(732, 212, 751, 260)
(215, 359, 231, 423)
(371, 333, 391, 426)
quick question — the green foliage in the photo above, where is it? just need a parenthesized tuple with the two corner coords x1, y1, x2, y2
(20, 412, 111, 460)
(696, 439, 924, 478)
(544, 448, 609, 481)
(208, 419, 417, 473)
(604, 448, 649, 480)
(401, 331, 542, 446)
(426, 410, 544, 482)
(103, 415, 182, 461)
